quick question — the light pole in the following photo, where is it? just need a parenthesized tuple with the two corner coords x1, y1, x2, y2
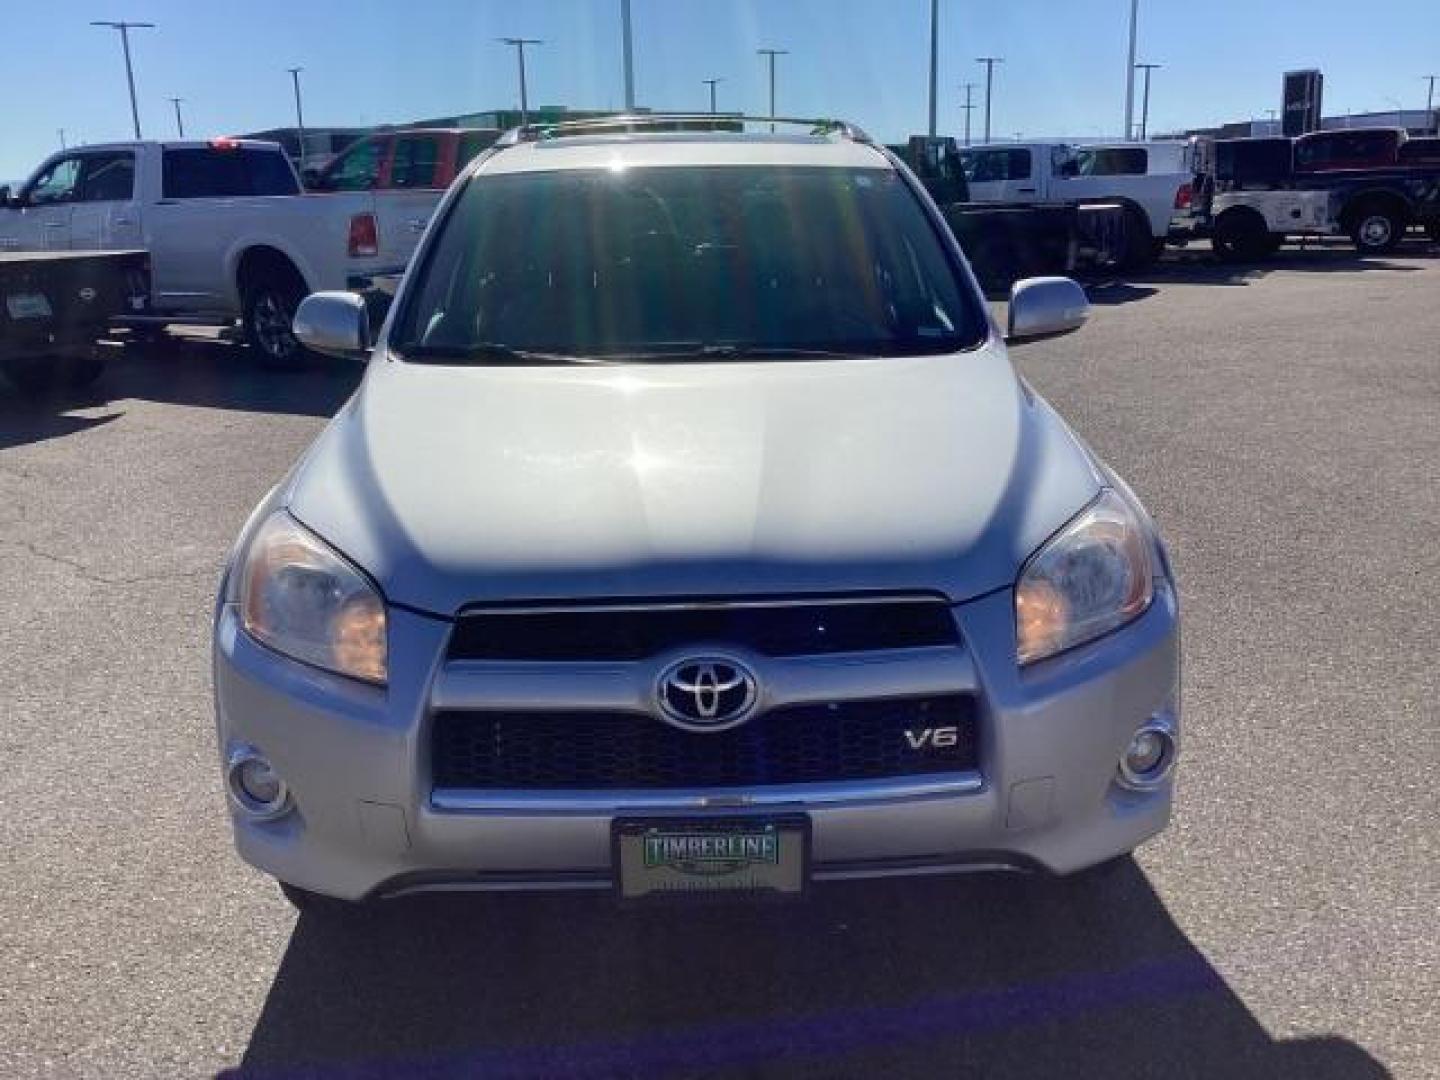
(976, 57, 1003, 144)
(703, 78, 723, 114)
(960, 82, 977, 146)
(286, 68, 306, 167)
(499, 38, 542, 126)
(927, 0, 939, 137)
(620, 0, 635, 111)
(91, 20, 155, 139)
(1423, 75, 1437, 129)
(1123, 0, 1139, 141)
(1135, 62, 1160, 140)
(757, 48, 788, 131)
(59, 128, 67, 150)
(168, 96, 185, 138)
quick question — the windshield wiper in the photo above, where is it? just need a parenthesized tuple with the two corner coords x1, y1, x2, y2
(594, 344, 871, 362)
(397, 343, 599, 365)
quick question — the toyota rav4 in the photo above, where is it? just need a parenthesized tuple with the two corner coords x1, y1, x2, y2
(213, 116, 1180, 909)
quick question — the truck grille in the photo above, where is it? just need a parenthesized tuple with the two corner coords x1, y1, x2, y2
(446, 598, 959, 662)
(430, 695, 979, 791)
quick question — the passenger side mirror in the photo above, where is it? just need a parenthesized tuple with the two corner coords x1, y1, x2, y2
(1006, 277, 1089, 344)
(293, 291, 372, 359)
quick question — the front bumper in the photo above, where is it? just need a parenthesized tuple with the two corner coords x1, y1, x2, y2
(213, 581, 1180, 901)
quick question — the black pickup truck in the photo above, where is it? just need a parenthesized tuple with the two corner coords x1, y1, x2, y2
(1192, 133, 1440, 259)
(889, 137, 1128, 290)
(1, 250, 150, 393)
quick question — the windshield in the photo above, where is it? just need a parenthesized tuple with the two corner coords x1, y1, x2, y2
(391, 164, 983, 361)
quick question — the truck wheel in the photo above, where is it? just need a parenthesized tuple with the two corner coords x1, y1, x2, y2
(1118, 208, 1156, 271)
(242, 274, 310, 370)
(1212, 211, 1272, 263)
(1427, 222, 1440, 244)
(1, 351, 104, 396)
(1349, 203, 1403, 255)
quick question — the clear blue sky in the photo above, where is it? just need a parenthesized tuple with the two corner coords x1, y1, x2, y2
(2, 0, 1437, 181)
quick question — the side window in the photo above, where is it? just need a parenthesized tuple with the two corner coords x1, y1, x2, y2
(1075, 148, 1148, 176)
(242, 150, 300, 196)
(321, 138, 386, 191)
(962, 151, 1003, 183)
(26, 156, 83, 204)
(163, 149, 248, 198)
(77, 153, 136, 202)
(391, 137, 440, 189)
(1006, 149, 1032, 180)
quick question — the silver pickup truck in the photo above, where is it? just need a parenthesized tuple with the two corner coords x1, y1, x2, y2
(0, 139, 441, 368)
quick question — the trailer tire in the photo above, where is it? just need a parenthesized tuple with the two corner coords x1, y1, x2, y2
(1, 351, 104, 396)
(1118, 208, 1157, 271)
(1348, 201, 1404, 255)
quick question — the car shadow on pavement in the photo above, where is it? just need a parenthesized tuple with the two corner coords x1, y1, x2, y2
(226, 860, 1388, 1080)
(0, 334, 362, 452)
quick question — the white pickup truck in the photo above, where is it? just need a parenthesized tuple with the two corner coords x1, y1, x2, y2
(957, 141, 1197, 269)
(0, 139, 443, 367)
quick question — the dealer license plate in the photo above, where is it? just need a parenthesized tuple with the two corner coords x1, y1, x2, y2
(614, 818, 808, 899)
(6, 292, 53, 320)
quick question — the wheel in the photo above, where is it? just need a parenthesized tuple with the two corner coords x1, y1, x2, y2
(242, 273, 310, 370)
(1349, 202, 1404, 255)
(1150, 236, 1168, 261)
(1425, 221, 1440, 244)
(1211, 211, 1274, 263)
(1117, 208, 1157, 271)
(1, 351, 104, 396)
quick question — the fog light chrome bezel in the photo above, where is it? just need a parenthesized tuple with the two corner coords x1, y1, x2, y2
(226, 746, 293, 821)
(1117, 719, 1178, 791)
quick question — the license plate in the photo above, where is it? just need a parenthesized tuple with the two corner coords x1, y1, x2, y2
(614, 818, 809, 900)
(6, 292, 52, 320)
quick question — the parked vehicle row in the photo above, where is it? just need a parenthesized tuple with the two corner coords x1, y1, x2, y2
(304, 127, 500, 193)
(0, 138, 445, 367)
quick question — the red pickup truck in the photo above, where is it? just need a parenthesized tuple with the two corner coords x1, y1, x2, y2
(307, 128, 500, 192)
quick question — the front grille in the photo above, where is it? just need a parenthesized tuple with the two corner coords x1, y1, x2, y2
(430, 696, 979, 790)
(446, 599, 959, 662)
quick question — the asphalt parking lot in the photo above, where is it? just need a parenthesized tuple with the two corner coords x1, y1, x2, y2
(1, 242, 1437, 1079)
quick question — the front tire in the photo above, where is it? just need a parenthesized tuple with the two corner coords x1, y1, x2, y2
(1, 351, 104, 396)
(1212, 211, 1274, 263)
(242, 274, 310, 370)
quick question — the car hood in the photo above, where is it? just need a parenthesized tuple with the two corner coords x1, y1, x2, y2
(286, 344, 1103, 616)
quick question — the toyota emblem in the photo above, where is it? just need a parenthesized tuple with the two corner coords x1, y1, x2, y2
(656, 657, 759, 732)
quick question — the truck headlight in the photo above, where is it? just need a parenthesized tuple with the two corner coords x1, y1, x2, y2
(1015, 490, 1154, 665)
(239, 511, 387, 685)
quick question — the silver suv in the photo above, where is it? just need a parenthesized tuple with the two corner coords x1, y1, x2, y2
(213, 116, 1180, 908)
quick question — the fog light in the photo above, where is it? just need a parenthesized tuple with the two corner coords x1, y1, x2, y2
(226, 747, 292, 820)
(1117, 722, 1176, 790)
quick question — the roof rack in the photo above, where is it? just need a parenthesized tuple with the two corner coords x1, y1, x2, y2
(495, 113, 872, 147)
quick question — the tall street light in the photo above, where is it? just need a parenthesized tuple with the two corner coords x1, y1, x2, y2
(1424, 75, 1437, 126)
(757, 48, 788, 131)
(168, 96, 185, 138)
(960, 82, 977, 146)
(91, 20, 155, 139)
(976, 57, 1003, 144)
(286, 68, 306, 167)
(620, 0, 635, 111)
(1135, 62, 1160, 140)
(927, 0, 939, 138)
(59, 128, 67, 150)
(703, 78, 723, 114)
(1123, 0, 1139, 141)
(499, 38, 542, 126)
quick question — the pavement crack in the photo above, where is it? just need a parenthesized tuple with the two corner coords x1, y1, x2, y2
(0, 538, 217, 587)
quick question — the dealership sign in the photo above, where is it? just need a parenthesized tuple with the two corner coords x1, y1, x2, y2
(1283, 70, 1324, 136)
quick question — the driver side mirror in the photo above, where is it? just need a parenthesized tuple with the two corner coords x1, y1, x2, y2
(1006, 277, 1089, 344)
(293, 291, 372, 359)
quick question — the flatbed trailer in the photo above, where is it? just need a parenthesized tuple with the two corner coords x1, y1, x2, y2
(0, 250, 150, 393)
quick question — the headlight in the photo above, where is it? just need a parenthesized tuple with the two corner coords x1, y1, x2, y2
(239, 511, 387, 684)
(1015, 490, 1154, 665)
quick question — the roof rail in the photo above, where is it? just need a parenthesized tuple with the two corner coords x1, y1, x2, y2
(494, 113, 872, 147)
